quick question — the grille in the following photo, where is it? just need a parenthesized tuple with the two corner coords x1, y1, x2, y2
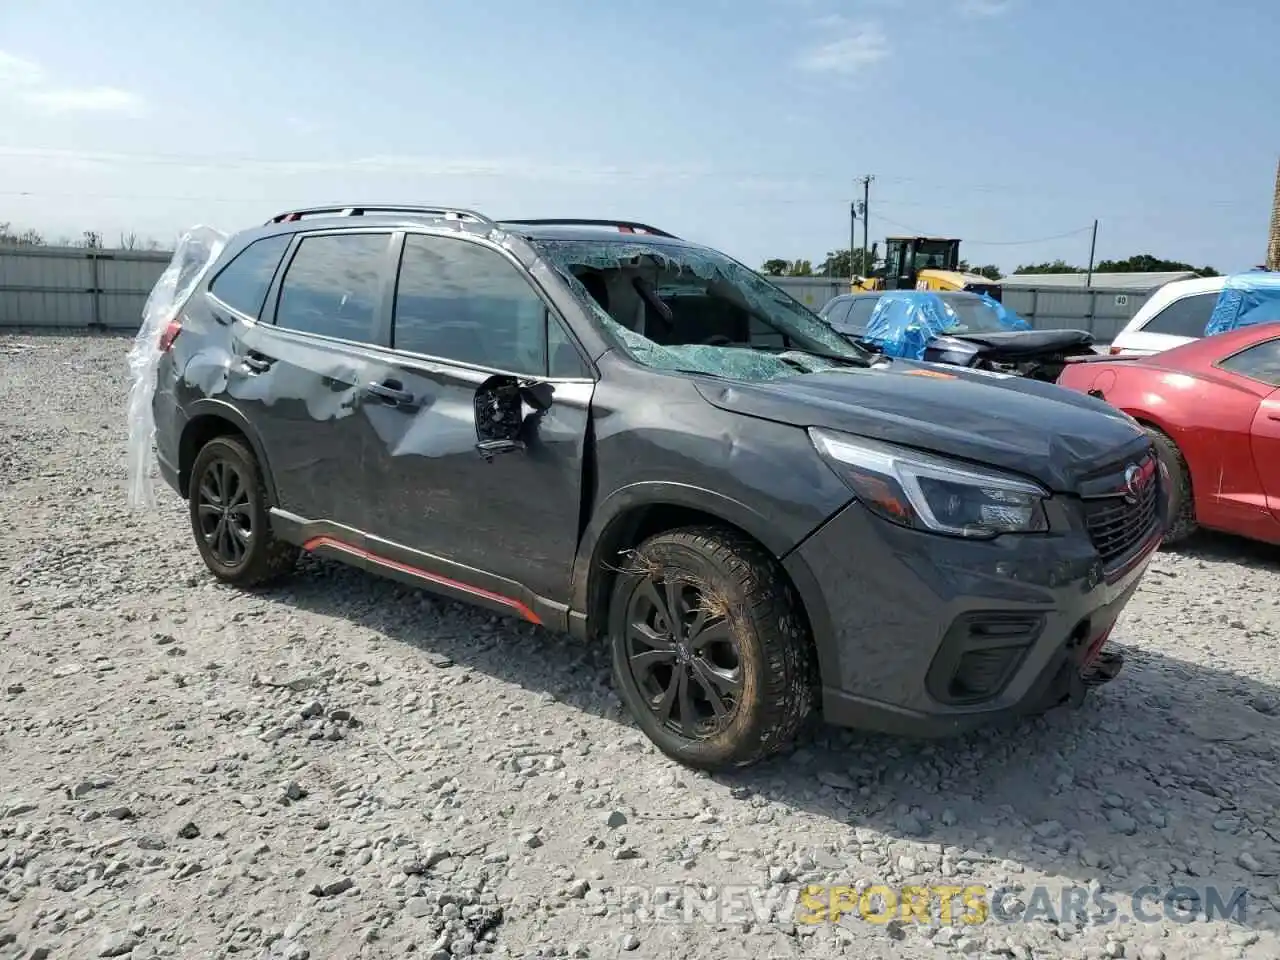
(1083, 456, 1160, 565)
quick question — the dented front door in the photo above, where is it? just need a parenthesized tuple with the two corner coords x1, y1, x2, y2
(360, 355, 594, 609)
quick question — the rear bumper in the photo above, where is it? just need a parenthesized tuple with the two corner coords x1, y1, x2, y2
(153, 355, 186, 496)
(783, 500, 1160, 739)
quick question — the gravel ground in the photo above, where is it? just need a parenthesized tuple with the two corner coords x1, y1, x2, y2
(2, 331, 1279, 960)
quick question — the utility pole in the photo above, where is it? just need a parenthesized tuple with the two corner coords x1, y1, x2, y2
(1268, 156, 1280, 272)
(1085, 219, 1099, 287)
(857, 175, 875, 281)
(849, 201, 858, 287)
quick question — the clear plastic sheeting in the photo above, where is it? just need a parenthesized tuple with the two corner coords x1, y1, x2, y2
(126, 226, 228, 509)
(862, 291, 1029, 361)
(1204, 272, 1280, 337)
(533, 238, 861, 380)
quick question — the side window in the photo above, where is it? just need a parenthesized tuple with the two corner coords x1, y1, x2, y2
(274, 233, 390, 343)
(1219, 339, 1280, 386)
(208, 234, 291, 318)
(393, 234, 549, 376)
(547, 317, 589, 378)
(822, 299, 852, 325)
(844, 298, 879, 333)
(1143, 292, 1219, 337)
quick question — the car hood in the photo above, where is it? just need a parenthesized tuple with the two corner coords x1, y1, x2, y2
(695, 359, 1149, 492)
(946, 328, 1095, 358)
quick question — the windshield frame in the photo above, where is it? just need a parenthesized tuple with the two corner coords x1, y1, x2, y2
(528, 236, 877, 373)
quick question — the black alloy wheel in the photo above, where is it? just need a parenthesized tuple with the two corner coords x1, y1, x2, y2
(196, 458, 252, 566)
(187, 435, 299, 586)
(607, 526, 815, 770)
(624, 571, 743, 738)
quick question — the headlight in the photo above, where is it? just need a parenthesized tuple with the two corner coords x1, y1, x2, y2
(809, 427, 1049, 538)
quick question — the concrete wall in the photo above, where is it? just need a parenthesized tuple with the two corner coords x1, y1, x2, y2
(1002, 286, 1150, 342)
(763, 275, 850, 310)
(0, 245, 170, 329)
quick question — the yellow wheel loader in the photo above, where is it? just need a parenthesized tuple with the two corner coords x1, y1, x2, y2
(853, 237, 1002, 301)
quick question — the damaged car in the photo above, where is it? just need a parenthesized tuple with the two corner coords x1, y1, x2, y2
(819, 289, 1096, 382)
(144, 204, 1165, 770)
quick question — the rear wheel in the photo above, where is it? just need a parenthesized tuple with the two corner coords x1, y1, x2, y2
(607, 526, 815, 770)
(188, 435, 299, 586)
(1145, 425, 1197, 544)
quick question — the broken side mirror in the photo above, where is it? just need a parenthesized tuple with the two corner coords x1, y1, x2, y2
(519, 380, 554, 412)
(474, 375, 554, 460)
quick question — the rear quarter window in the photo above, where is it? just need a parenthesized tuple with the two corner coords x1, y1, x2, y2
(208, 234, 292, 319)
(1218, 338, 1280, 387)
(1142, 292, 1219, 337)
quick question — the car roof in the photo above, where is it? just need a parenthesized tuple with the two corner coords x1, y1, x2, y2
(1158, 275, 1227, 294)
(1141, 320, 1280, 369)
(240, 215, 704, 253)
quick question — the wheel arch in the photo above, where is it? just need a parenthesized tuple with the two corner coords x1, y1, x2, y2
(178, 400, 278, 503)
(569, 484, 833, 668)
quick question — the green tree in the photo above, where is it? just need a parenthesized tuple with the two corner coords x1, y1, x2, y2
(959, 261, 1003, 280)
(787, 259, 814, 277)
(760, 258, 790, 276)
(817, 248, 877, 278)
(1012, 259, 1084, 274)
(1094, 253, 1219, 278)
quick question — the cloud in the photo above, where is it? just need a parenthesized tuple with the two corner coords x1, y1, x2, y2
(0, 145, 731, 188)
(0, 51, 44, 86)
(17, 87, 145, 115)
(958, 0, 1016, 16)
(795, 20, 890, 75)
(0, 49, 144, 115)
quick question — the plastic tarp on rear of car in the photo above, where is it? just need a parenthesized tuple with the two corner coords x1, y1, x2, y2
(1204, 272, 1280, 337)
(126, 226, 228, 510)
(860, 290, 1029, 360)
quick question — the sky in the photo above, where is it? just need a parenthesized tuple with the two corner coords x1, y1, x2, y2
(0, 0, 1277, 274)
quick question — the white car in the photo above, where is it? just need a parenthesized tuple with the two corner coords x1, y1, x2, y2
(1107, 276, 1225, 355)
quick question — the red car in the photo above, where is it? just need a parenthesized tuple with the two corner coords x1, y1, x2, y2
(1057, 322, 1280, 546)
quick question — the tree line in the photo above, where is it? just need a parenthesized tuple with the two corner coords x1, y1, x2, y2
(760, 249, 1220, 280)
(0, 223, 164, 251)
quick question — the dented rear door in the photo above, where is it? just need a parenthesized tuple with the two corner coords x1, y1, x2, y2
(229, 230, 398, 532)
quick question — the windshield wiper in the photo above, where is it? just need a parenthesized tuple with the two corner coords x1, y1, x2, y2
(782, 348, 876, 369)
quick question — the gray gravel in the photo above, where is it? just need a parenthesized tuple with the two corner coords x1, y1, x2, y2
(2, 331, 1279, 960)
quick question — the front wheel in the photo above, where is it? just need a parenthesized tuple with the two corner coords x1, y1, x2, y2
(1145, 425, 1197, 544)
(188, 435, 299, 587)
(607, 526, 815, 770)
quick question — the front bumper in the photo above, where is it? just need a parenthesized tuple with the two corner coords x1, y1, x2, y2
(782, 499, 1160, 738)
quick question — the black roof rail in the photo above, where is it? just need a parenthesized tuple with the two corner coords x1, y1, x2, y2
(266, 204, 496, 226)
(500, 219, 679, 239)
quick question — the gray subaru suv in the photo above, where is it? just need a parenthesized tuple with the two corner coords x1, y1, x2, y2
(150, 204, 1166, 769)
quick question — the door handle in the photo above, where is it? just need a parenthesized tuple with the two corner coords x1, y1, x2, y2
(242, 353, 276, 373)
(364, 380, 417, 408)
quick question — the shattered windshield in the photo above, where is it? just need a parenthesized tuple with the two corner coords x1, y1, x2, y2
(531, 237, 874, 381)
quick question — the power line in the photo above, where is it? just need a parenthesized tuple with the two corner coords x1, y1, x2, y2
(0, 146, 1265, 207)
(874, 211, 1095, 247)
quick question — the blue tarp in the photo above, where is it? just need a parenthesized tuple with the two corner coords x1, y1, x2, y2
(1204, 272, 1280, 337)
(861, 290, 1030, 360)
